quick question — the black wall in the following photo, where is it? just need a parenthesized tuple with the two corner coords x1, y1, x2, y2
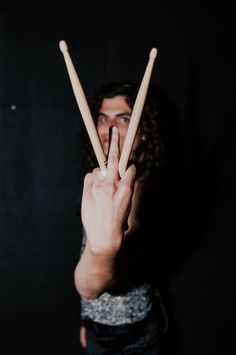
(0, 1, 235, 354)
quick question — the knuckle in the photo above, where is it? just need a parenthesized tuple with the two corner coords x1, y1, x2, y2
(121, 181, 133, 197)
(106, 181, 117, 195)
(84, 173, 92, 184)
(109, 152, 119, 164)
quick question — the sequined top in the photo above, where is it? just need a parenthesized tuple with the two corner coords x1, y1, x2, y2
(80, 231, 155, 326)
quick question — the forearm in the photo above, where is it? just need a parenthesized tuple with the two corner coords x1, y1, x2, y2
(74, 242, 118, 300)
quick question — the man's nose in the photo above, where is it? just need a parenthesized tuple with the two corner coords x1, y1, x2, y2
(107, 118, 119, 129)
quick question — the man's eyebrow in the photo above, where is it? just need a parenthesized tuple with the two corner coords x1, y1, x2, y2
(116, 112, 131, 117)
(98, 112, 131, 117)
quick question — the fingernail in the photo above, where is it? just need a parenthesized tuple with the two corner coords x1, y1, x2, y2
(112, 126, 118, 133)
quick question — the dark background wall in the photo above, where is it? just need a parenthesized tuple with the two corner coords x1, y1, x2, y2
(0, 1, 235, 354)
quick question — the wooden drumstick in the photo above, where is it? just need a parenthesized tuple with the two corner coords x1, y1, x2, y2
(118, 48, 158, 177)
(59, 40, 107, 174)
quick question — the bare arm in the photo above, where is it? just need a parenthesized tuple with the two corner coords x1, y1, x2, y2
(74, 126, 136, 299)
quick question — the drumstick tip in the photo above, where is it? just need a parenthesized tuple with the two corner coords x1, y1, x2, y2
(149, 47, 158, 59)
(59, 40, 68, 53)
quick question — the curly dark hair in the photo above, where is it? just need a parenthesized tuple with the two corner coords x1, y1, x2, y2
(79, 81, 164, 180)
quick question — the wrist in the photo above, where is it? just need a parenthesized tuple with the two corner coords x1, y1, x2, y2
(85, 228, 124, 257)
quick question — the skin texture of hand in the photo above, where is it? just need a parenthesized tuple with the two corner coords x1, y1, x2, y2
(74, 126, 137, 299)
(82, 126, 136, 255)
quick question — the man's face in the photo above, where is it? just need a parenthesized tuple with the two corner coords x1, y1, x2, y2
(97, 95, 142, 161)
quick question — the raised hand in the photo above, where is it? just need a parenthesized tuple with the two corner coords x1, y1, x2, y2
(81, 126, 136, 256)
(75, 126, 136, 299)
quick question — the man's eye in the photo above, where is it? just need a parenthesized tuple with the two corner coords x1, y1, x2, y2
(98, 115, 107, 123)
(119, 116, 130, 124)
